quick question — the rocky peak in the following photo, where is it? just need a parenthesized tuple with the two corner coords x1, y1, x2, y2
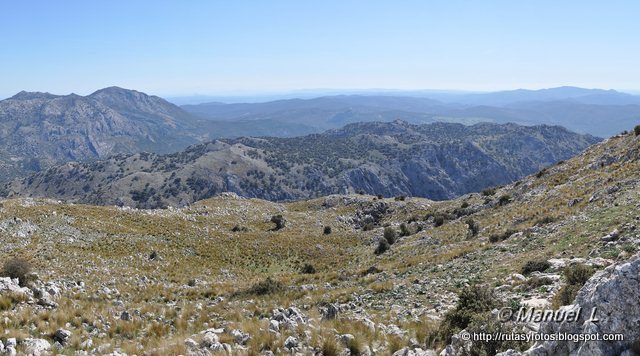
(9, 91, 61, 101)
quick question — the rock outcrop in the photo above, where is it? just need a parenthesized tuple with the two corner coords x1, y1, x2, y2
(524, 254, 640, 355)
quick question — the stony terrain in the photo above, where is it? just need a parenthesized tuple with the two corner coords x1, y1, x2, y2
(4, 121, 598, 208)
(0, 126, 639, 355)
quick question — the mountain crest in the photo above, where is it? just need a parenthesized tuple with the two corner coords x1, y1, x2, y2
(9, 91, 61, 100)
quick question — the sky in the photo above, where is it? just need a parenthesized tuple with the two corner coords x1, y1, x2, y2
(1, 0, 639, 98)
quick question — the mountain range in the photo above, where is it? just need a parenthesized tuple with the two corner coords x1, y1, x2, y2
(4, 120, 599, 208)
(182, 87, 640, 138)
(0, 85, 636, 187)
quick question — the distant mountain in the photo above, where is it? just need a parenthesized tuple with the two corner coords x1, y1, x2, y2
(0, 87, 201, 181)
(182, 88, 640, 137)
(4, 120, 600, 208)
(443, 86, 640, 106)
(182, 95, 447, 128)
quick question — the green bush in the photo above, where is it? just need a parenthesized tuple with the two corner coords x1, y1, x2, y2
(635, 125, 640, 136)
(564, 264, 594, 285)
(436, 285, 495, 343)
(498, 194, 511, 206)
(524, 276, 554, 289)
(270, 215, 286, 230)
(521, 258, 551, 275)
(232, 225, 249, 232)
(465, 218, 480, 237)
(482, 188, 496, 196)
(374, 238, 390, 255)
(433, 285, 529, 353)
(399, 223, 412, 237)
(323, 226, 332, 235)
(301, 263, 316, 274)
(434, 214, 446, 227)
(489, 229, 518, 243)
(383, 227, 397, 244)
(247, 277, 284, 296)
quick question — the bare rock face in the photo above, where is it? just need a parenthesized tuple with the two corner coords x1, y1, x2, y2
(525, 254, 640, 356)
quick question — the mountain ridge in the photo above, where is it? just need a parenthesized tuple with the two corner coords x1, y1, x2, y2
(4, 120, 600, 208)
(0, 87, 203, 181)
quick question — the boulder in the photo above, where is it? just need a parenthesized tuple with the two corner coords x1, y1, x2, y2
(284, 336, 298, 350)
(120, 311, 132, 321)
(53, 328, 72, 345)
(230, 329, 250, 345)
(439, 330, 472, 356)
(321, 303, 339, 320)
(22, 338, 51, 355)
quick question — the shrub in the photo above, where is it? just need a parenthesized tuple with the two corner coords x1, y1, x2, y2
(361, 266, 382, 276)
(301, 263, 316, 274)
(149, 251, 158, 260)
(1, 258, 33, 286)
(482, 188, 496, 196)
(460, 201, 469, 209)
(247, 277, 284, 296)
(635, 125, 640, 136)
(521, 258, 551, 275)
(535, 216, 557, 226)
(323, 226, 332, 235)
(564, 263, 594, 286)
(399, 223, 412, 237)
(465, 218, 479, 237)
(232, 225, 249, 232)
(488, 229, 518, 243)
(433, 214, 445, 227)
(346, 336, 364, 355)
(536, 168, 547, 178)
(376, 194, 384, 199)
(374, 238, 390, 255)
(362, 222, 374, 231)
(394, 195, 406, 201)
(498, 194, 511, 206)
(383, 227, 397, 244)
(524, 276, 554, 289)
(270, 215, 286, 230)
(321, 337, 339, 356)
(437, 285, 495, 343)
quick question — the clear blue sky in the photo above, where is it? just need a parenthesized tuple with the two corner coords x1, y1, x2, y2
(1, 0, 639, 98)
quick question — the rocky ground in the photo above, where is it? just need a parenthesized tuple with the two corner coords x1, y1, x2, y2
(1, 130, 640, 355)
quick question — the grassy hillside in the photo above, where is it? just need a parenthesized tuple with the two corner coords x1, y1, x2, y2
(0, 129, 639, 354)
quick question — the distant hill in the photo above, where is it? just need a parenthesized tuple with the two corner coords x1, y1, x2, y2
(4, 120, 600, 208)
(0, 87, 203, 181)
(182, 87, 640, 137)
(440, 86, 640, 106)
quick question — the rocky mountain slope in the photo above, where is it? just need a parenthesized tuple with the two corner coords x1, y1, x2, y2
(0, 126, 639, 355)
(3, 121, 599, 208)
(0, 87, 202, 181)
